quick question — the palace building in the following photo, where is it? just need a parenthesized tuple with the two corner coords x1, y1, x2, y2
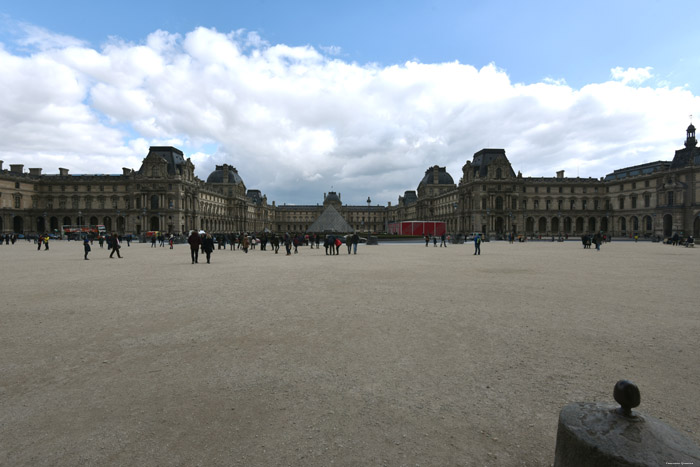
(1, 124, 699, 238)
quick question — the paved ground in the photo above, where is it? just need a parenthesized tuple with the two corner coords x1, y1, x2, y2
(1, 239, 698, 466)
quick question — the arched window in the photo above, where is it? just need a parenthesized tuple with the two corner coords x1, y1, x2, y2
(151, 195, 159, 209)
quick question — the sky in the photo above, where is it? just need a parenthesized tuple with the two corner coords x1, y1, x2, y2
(1, 1, 699, 206)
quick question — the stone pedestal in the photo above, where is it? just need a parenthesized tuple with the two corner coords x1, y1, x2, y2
(554, 402, 700, 466)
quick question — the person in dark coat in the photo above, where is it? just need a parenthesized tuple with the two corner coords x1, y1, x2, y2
(202, 232, 215, 263)
(83, 237, 91, 260)
(109, 233, 122, 258)
(188, 230, 201, 264)
(352, 233, 359, 254)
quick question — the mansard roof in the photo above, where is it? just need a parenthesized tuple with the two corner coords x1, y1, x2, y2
(144, 146, 186, 175)
(471, 148, 516, 178)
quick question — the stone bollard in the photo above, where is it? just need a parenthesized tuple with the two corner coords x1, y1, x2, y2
(554, 380, 700, 466)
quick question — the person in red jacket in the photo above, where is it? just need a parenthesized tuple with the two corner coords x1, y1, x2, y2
(188, 230, 201, 264)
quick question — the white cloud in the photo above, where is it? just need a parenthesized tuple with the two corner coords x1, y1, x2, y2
(610, 66, 653, 85)
(15, 22, 86, 50)
(0, 23, 698, 206)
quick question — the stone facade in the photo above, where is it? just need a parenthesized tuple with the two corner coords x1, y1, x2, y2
(1, 125, 699, 238)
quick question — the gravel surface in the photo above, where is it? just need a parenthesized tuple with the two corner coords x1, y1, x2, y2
(1, 239, 698, 466)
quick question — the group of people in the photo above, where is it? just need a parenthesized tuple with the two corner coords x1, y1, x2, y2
(0, 233, 21, 244)
(669, 232, 695, 247)
(581, 233, 604, 250)
(150, 232, 174, 249)
(35, 234, 50, 250)
(424, 233, 449, 247)
(184, 230, 363, 263)
(83, 233, 123, 260)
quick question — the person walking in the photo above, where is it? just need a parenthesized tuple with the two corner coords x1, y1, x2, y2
(352, 232, 359, 254)
(109, 233, 122, 258)
(188, 230, 201, 264)
(425, 234, 429, 247)
(440, 233, 447, 247)
(284, 232, 292, 256)
(241, 234, 250, 253)
(474, 233, 481, 255)
(151, 234, 156, 248)
(37, 234, 43, 251)
(433, 235, 437, 247)
(202, 232, 215, 263)
(83, 237, 91, 260)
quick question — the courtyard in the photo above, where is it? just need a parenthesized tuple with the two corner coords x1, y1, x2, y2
(1, 239, 698, 466)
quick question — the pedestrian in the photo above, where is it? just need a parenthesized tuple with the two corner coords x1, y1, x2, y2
(151, 234, 156, 248)
(433, 235, 437, 247)
(346, 235, 353, 254)
(109, 233, 122, 258)
(169, 235, 174, 249)
(272, 234, 280, 254)
(188, 230, 201, 264)
(83, 237, 91, 260)
(440, 233, 447, 247)
(334, 236, 342, 255)
(425, 234, 429, 247)
(37, 234, 43, 251)
(242, 234, 250, 253)
(352, 232, 359, 254)
(284, 233, 292, 256)
(474, 233, 481, 255)
(43, 234, 49, 250)
(202, 232, 214, 263)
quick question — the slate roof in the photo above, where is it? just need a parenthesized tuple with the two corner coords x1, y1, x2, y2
(471, 149, 516, 178)
(207, 165, 244, 184)
(145, 147, 186, 175)
(306, 205, 354, 233)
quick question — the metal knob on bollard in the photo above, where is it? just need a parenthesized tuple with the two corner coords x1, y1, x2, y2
(553, 380, 700, 466)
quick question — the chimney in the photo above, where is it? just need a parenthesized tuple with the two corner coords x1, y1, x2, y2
(59, 168, 69, 176)
(556, 170, 565, 179)
(122, 168, 132, 175)
(388, 201, 392, 207)
(29, 168, 42, 176)
(0, 160, 3, 171)
(10, 164, 24, 173)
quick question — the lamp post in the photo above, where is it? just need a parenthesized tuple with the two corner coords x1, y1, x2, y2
(557, 211, 561, 238)
(508, 211, 513, 239)
(453, 202, 458, 237)
(486, 209, 491, 239)
(366, 196, 371, 234)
